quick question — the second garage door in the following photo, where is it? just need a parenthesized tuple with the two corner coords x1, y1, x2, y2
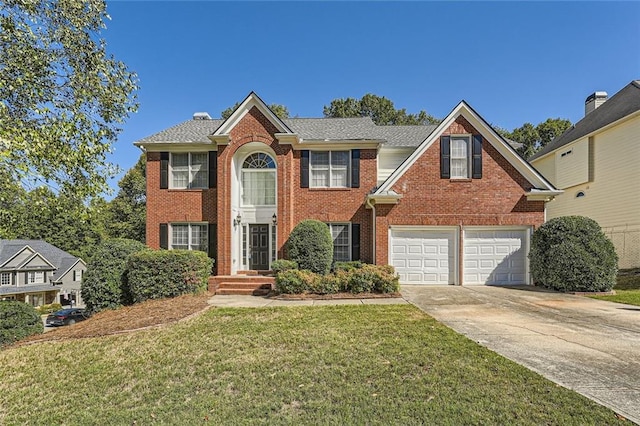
(463, 228, 528, 285)
(390, 228, 456, 285)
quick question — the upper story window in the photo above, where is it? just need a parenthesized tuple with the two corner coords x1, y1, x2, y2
(28, 271, 44, 284)
(310, 151, 349, 188)
(0, 272, 12, 286)
(171, 153, 208, 189)
(242, 153, 276, 206)
(450, 136, 470, 179)
(73, 269, 84, 282)
(171, 223, 208, 253)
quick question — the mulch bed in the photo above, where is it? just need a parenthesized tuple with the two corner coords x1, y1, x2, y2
(18, 292, 213, 345)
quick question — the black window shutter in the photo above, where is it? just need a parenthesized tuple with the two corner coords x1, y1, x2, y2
(351, 149, 360, 188)
(209, 151, 217, 188)
(472, 135, 483, 179)
(208, 224, 217, 274)
(351, 223, 360, 261)
(440, 136, 451, 179)
(160, 152, 169, 189)
(159, 223, 168, 249)
(300, 150, 309, 188)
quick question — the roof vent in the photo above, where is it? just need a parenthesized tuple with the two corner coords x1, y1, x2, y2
(193, 112, 212, 120)
(584, 91, 608, 116)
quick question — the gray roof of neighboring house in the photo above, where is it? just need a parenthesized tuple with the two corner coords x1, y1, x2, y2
(134, 115, 441, 148)
(0, 240, 83, 282)
(530, 80, 640, 160)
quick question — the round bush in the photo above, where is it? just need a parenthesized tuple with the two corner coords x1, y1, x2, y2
(529, 216, 618, 292)
(275, 269, 317, 294)
(81, 238, 146, 313)
(287, 220, 333, 275)
(0, 301, 43, 347)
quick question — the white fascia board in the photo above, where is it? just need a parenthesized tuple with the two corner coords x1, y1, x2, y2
(366, 192, 403, 207)
(0, 245, 34, 268)
(54, 258, 83, 282)
(275, 134, 382, 150)
(376, 101, 557, 194)
(213, 92, 293, 136)
(17, 252, 56, 270)
(525, 189, 564, 202)
(139, 143, 217, 152)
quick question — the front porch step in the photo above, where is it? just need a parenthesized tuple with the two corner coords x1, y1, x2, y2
(209, 275, 275, 295)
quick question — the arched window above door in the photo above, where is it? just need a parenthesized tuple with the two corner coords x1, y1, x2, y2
(241, 152, 276, 206)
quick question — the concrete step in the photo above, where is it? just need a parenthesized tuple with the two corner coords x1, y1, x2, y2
(216, 288, 271, 296)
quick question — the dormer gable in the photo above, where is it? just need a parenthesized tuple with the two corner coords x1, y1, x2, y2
(18, 252, 56, 270)
(1, 245, 35, 268)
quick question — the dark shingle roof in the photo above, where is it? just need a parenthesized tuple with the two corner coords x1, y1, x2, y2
(283, 117, 379, 140)
(0, 240, 82, 282)
(530, 81, 640, 160)
(373, 125, 437, 147)
(135, 119, 223, 144)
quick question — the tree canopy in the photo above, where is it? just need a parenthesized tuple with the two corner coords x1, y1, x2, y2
(506, 118, 572, 158)
(323, 94, 440, 125)
(0, 0, 138, 198)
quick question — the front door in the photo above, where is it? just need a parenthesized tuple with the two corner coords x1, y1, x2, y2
(249, 224, 270, 270)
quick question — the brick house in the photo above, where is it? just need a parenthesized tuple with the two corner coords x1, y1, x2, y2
(135, 92, 559, 287)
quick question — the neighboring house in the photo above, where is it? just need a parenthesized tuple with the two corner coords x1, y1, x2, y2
(0, 240, 86, 307)
(135, 92, 559, 286)
(530, 81, 640, 269)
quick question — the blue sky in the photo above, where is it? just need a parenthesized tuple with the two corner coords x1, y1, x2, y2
(103, 1, 639, 195)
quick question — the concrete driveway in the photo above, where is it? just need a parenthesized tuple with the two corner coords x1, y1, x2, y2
(401, 285, 640, 424)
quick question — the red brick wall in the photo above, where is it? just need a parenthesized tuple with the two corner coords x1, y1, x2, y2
(146, 151, 217, 250)
(374, 116, 545, 265)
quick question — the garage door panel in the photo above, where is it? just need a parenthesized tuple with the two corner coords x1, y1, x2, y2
(464, 229, 528, 285)
(391, 229, 456, 285)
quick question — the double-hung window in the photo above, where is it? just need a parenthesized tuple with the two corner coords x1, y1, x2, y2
(310, 151, 349, 188)
(328, 223, 350, 262)
(73, 270, 83, 282)
(0, 273, 11, 286)
(27, 271, 44, 284)
(450, 136, 470, 179)
(171, 223, 208, 253)
(171, 153, 208, 189)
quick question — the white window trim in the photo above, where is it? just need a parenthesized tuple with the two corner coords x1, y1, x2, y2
(328, 223, 351, 262)
(0, 272, 12, 286)
(73, 269, 84, 282)
(170, 152, 209, 189)
(450, 134, 472, 179)
(169, 223, 209, 254)
(27, 271, 44, 284)
(310, 151, 351, 188)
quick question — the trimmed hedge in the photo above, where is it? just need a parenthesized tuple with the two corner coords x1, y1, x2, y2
(81, 238, 147, 313)
(275, 263, 399, 295)
(271, 259, 298, 274)
(287, 220, 333, 275)
(0, 301, 43, 347)
(126, 250, 212, 303)
(529, 216, 618, 292)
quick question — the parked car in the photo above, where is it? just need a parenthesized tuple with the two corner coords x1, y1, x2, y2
(46, 308, 88, 326)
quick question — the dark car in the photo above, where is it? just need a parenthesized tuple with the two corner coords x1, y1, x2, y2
(46, 308, 88, 326)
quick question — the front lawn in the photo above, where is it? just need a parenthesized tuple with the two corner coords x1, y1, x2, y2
(590, 269, 640, 306)
(0, 305, 626, 425)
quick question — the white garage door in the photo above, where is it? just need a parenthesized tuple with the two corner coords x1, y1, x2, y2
(463, 228, 528, 285)
(390, 228, 456, 285)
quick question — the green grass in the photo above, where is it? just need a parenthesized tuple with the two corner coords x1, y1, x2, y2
(590, 270, 640, 306)
(0, 305, 626, 425)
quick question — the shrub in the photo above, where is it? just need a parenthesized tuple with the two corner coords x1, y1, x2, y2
(275, 269, 317, 294)
(0, 301, 43, 347)
(529, 216, 618, 292)
(287, 220, 333, 275)
(312, 273, 342, 294)
(343, 264, 400, 294)
(81, 238, 147, 313)
(126, 250, 212, 303)
(36, 303, 62, 315)
(333, 261, 363, 272)
(271, 259, 298, 274)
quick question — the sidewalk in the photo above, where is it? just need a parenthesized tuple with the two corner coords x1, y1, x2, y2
(208, 294, 408, 308)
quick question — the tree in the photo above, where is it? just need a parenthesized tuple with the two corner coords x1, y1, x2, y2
(323, 94, 440, 125)
(0, 1, 138, 198)
(507, 118, 571, 159)
(104, 154, 146, 243)
(221, 102, 289, 120)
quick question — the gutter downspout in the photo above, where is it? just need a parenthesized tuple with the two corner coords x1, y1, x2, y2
(365, 196, 376, 264)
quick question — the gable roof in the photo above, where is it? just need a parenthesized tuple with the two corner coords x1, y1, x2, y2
(530, 80, 640, 161)
(0, 240, 82, 281)
(375, 100, 558, 196)
(213, 91, 293, 136)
